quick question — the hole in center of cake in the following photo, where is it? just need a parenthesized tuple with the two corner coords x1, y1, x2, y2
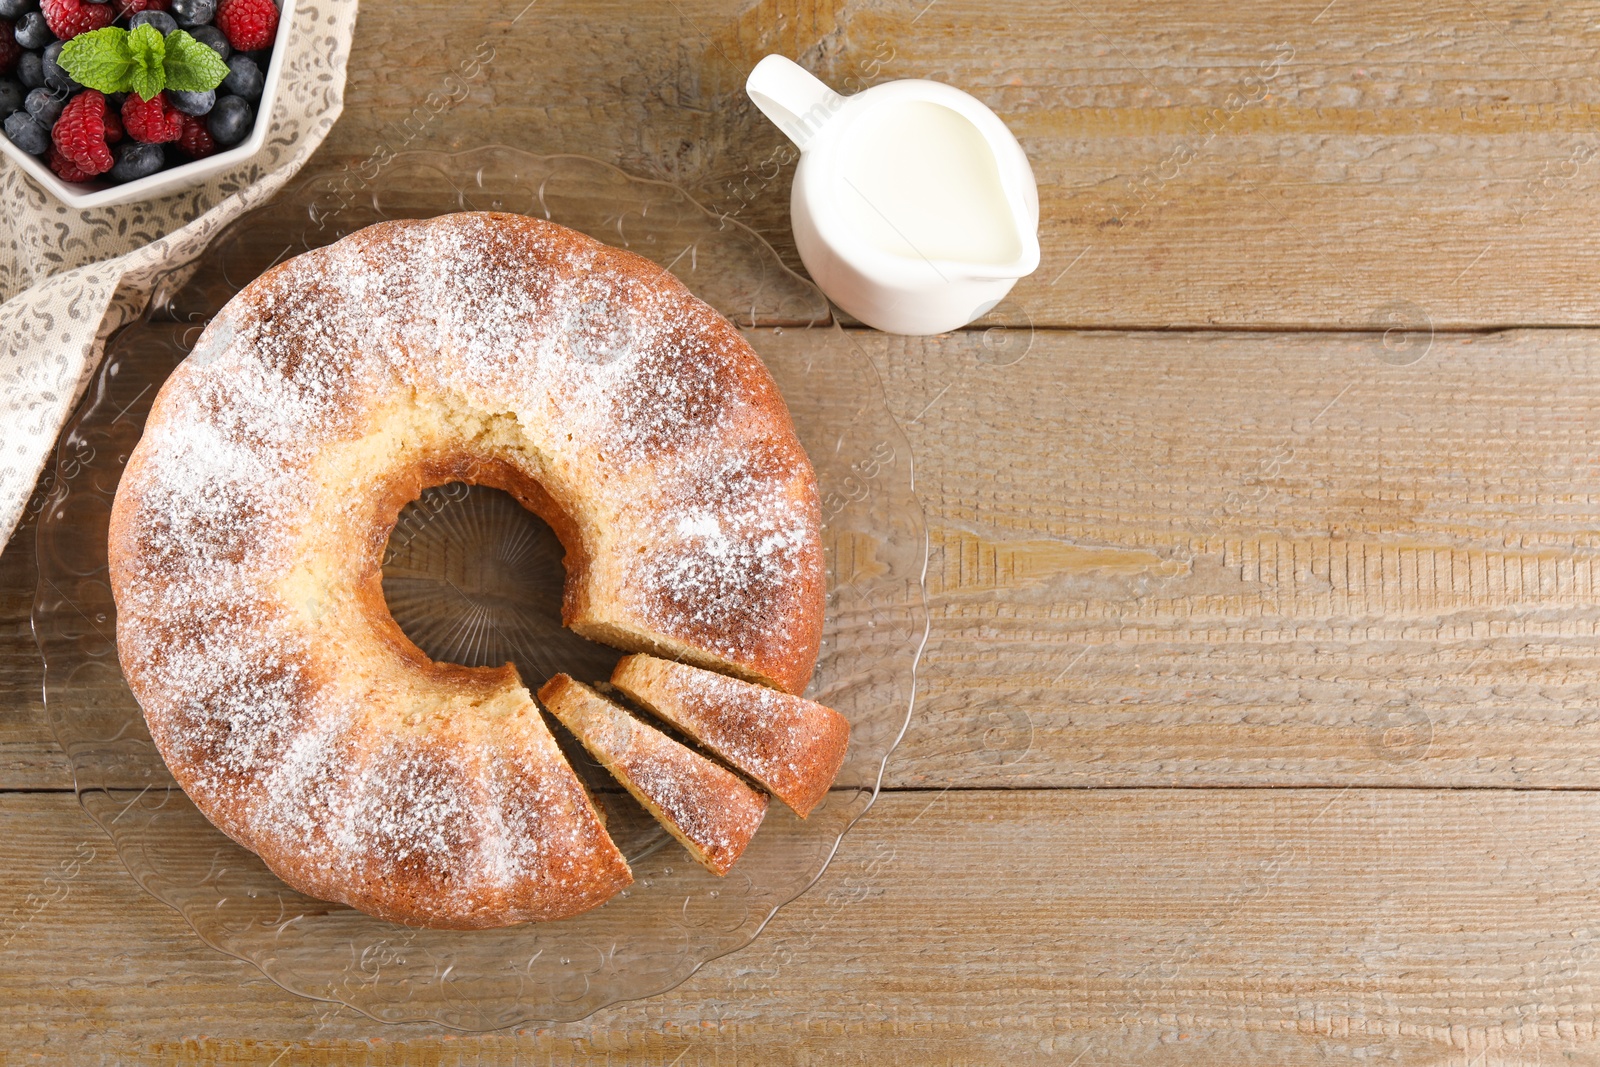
(380, 482, 621, 689)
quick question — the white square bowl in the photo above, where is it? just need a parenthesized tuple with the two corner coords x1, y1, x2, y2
(0, 0, 296, 210)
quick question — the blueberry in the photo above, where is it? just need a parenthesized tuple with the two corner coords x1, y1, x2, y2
(168, 87, 212, 115)
(24, 85, 66, 125)
(3, 109, 49, 155)
(108, 140, 165, 182)
(129, 10, 177, 35)
(41, 40, 79, 92)
(187, 24, 229, 61)
(14, 10, 53, 49)
(0, 0, 38, 19)
(224, 55, 264, 102)
(206, 93, 250, 145)
(221, 54, 262, 101)
(168, 0, 215, 26)
(15, 51, 43, 88)
(0, 78, 22, 117)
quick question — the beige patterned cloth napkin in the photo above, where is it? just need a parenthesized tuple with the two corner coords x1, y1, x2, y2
(0, 0, 357, 551)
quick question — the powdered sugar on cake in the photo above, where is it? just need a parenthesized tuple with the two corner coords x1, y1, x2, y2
(108, 213, 822, 925)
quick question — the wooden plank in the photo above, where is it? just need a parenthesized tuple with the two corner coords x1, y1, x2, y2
(4, 787, 1600, 1063)
(802, 325, 1600, 787)
(15, 326, 1600, 789)
(288, 0, 1600, 328)
(0, 487, 70, 791)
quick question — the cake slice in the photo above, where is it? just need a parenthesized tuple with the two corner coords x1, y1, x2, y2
(609, 654, 849, 819)
(538, 674, 768, 876)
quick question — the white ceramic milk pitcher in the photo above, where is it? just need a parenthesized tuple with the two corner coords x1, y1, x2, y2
(745, 54, 1040, 335)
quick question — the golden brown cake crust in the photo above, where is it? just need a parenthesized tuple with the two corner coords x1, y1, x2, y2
(108, 213, 824, 928)
(610, 654, 849, 818)
(539, 675, 767, 876)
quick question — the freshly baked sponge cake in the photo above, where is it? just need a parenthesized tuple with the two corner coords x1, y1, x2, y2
(610, 654, 849, 818)
(540, 675, 768, 876)
(108, 213, 825, 928)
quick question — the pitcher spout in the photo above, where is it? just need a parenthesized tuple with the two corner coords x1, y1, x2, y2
(960, 229, 1041, 283)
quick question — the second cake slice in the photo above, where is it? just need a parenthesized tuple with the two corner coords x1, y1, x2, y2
(538, 674, 768, 876)
(610, 654, 849, 818)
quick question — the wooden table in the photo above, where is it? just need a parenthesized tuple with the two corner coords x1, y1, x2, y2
(8, 1, 1600, 1061)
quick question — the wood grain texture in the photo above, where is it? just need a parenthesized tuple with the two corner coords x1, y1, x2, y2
(0, 489, 68, 790)
(786, 325, 1600, 787)
(9, 1, 1600, 1058)
(298, 0, 1600, 328)
(4, 788, 1600, 1065)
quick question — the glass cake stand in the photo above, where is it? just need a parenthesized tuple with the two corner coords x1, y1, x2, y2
(32, 148, 929, 1028)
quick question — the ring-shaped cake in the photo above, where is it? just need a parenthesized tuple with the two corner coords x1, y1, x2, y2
(108, 213, 825, 928)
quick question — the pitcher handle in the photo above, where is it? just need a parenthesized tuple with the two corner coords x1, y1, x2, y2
(746, 55, 845, 151)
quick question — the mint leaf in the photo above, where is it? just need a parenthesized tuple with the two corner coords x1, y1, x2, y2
(126, 23, 166, 101)
(59, 27, 135, 94)
(162, 29, 229, 93)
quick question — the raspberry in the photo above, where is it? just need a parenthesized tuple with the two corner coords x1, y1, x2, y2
(48, 144, 95, 182)
(40, 0, 116, 40)
(122, 92, 184, 144)
(52, 89, 113, 175)
(103, 108, 123, 144)
(214, 0, 277, 51)
(114, 0, 171, 16)
(0, 21, 20, 77)
(175, 112, 214, 158)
